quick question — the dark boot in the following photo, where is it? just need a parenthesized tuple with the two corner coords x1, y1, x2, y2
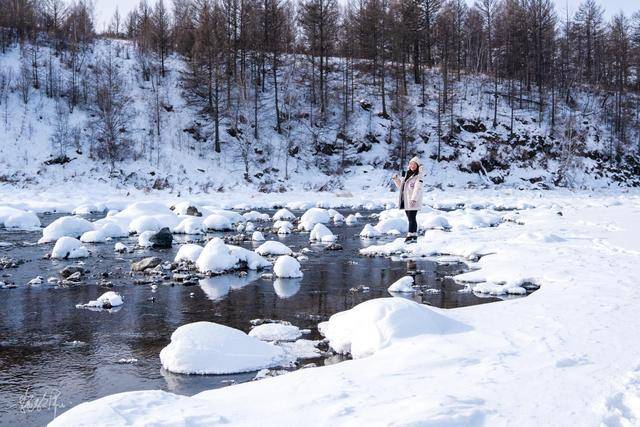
(404, 233, 417, 243)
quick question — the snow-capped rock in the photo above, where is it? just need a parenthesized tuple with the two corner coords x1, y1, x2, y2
(255, 241, 293, 256)
(273, 255, 303, 278)
(203, 214, 233, 231)
(51, 237, 89, 259)
(299, 208, 331, 231)
(387, 276, 415, 293)
(359, 224, 381, 238)
(309, 223, 336, 243)
(272, 208, 295, 221)
(76, 291, 124, 310)
(39, 216, 94, 243)
(159, 322, 292, 374)
(175, 244, 204, 263)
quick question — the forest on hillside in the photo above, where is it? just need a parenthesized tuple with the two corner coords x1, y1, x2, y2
(1, 0, 640, 189)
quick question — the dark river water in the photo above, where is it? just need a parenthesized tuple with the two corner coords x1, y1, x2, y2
(0, 209, 513, 426)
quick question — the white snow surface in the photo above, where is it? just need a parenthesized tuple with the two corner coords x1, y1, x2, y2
(19, 188, 640, 427)
(248, 323, 304, 342)
(158, 322, 291, 375)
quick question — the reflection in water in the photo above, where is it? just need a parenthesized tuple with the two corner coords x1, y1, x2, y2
(273, 278, 302, 299)
(0, 209, 523, 426)
(199, 271, 261, 301)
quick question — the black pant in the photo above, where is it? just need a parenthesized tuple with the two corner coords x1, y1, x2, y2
(405, 210, 417, 234)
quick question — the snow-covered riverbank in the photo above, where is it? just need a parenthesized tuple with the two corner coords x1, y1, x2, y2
(31, 187, 639, 426)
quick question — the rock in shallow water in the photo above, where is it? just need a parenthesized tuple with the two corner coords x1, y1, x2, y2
(149, 227, 172, 249)
(132, 257, 163, 272)
(60, 266, 85, 279)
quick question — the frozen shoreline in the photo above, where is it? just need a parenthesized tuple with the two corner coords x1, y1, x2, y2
(3, 187, 639, 426)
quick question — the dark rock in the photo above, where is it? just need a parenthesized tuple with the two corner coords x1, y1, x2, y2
(131, 257, 162, 272)
(149, 228, 172, 249)
(325, 243, 343, 251)
(60, 266, 85, 279)
(66, 272, 83, 282)
(186, 206, 202, 217)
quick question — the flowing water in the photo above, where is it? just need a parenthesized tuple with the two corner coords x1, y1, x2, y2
(0, 209, 521, 426)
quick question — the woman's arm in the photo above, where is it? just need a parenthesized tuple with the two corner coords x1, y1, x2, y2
(410, 169, 423, 205)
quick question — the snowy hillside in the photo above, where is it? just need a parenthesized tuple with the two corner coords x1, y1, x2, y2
(1, 38, 639, 195)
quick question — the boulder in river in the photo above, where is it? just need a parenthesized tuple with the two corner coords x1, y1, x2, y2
(60, 266, 85, 279)
(132, 257, 163, 272)
(149, 227, 172, 249)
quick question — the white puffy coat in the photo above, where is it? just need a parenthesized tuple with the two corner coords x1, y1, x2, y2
(393, 158, 424, 211)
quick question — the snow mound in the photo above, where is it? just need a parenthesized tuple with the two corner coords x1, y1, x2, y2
(203, 214, 233, 231)
(3, 210, 41, 230)
(360, 224, 381, 238)
(72, 204, 105, 215)
(138, 231, 155, 248)
(345, 214, 358, 225)
(375, 217, 408, 234)
(256, 241, 292, 256)
(80, 229, 107, 243)
(249, 323, 304, 342)
(252, 231, 265, 241)
(175, 244, 204, 263)
(38, 216, 94, 243)
(388, 276, 415, 293)
(208, 209, 245, 225)
(196, 238, 269, 273)
(51, 237, 89, 259)
(159, 322, 291, 374)
(128, 215, 162, 234)
(273, 220, 293, 234)
(309, 223, 336, 243)
(76, 291, 124, 309)
(318, 298, 471, 358)
(274, 255, 303, 278)
(419, 213, 450, 230)
(299, 208, 331, 231)
(272, 208, 295, 221)
(243, 211, 270, 222)
(174, 217, 204, 235)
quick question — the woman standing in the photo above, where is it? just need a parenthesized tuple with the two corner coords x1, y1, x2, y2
(392, 156, 424, 243)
